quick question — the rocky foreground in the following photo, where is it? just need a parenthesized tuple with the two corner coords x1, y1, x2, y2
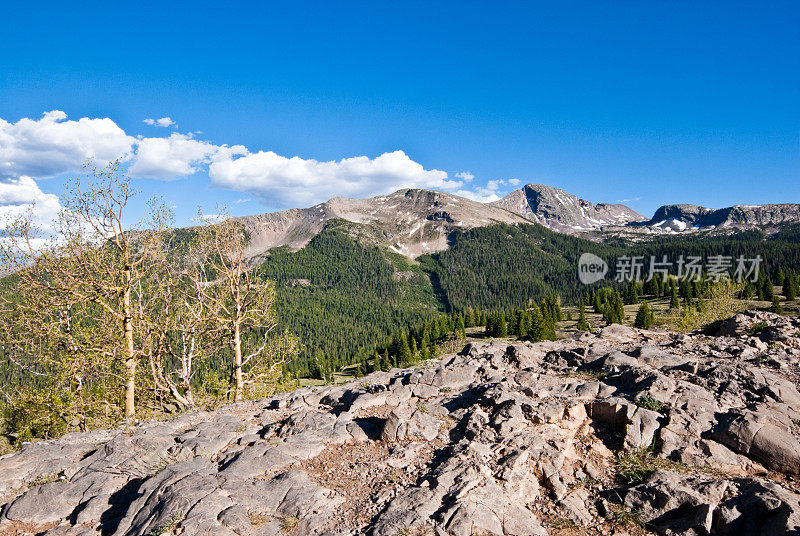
(2, 311, 800, 536)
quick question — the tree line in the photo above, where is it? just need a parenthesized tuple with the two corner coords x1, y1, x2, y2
(425, 223, 800, 312)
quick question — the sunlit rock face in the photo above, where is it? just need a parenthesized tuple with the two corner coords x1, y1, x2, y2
(2, 310, 800, 535)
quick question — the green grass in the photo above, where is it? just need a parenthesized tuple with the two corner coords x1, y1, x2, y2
(281, 515, 300, 532)
(747, 321, 769, 335)
(635, 395, 665, 413)
(27, 470, 66, 488)
(615, 447, 688, 485)
(148, 513, 183, 536)
(566, 368, 608, 381)
(611, 506, 645, 529)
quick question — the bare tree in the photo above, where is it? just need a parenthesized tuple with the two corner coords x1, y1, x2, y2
(0, 161, 171, 419)
(1, 166, 290, 438)
(142, 255, 211, 410)
(189, 210, 284, 402)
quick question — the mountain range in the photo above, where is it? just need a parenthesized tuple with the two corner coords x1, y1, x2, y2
(235, 183, 800, 260)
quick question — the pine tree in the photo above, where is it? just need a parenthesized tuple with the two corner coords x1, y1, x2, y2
(740, 280, 753, 300)
(541, 317, 557, 341)
(496, 313, 508, 338)
(602, 302, 614, 325)
(541, 298, 550, 323)
(485, 312, 495, 337)
(593, 291, 603, 314)
(420, 325, 431, 352)
(776, 268, 785, 286)
(783, 272, 796, 301)
(529, 305, 545, 341)
(679, 279, 692, 301)
(518, 310, 531, 338)
(762, 274, 774, 301)
(600, 289, 625, 324)
(634, 301, 654, 328)
(654, 274, 664, 297)
(772, 295, 783, 314)
(626, 283, 638, 305)
(553, 297, 563, 322)
(440, 316, 452, 336)
(613, 289, 625, 323)
(644, 277, 658, 296)
(507, 311, 518, 336)
(540, 295, 563, 323)
(398, 331, 412, 365)
(691, 280, 701, 301)
(464, 309, 475, 328)
(576, 303, 588, 331)
(430, 319, 442, 342)
(669, 286, 680, 309)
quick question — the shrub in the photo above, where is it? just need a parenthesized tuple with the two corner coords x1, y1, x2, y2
(635, 395, 664, 413)
(634, 302, 654, 329)
(669, 281, 746, 332)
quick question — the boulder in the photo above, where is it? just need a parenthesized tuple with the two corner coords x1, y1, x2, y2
(712, 411, 800, 475)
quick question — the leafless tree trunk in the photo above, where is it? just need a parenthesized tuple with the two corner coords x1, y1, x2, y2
(123, 274, 136, 417)
(189, 209, 286, 403)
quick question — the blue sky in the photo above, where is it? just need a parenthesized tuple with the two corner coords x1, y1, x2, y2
(1, 1, 798, 228)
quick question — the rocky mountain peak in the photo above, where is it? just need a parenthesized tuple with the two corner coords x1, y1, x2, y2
(491, 183, 645, 232)
(646, 203, 800, 232)
(236, 188, 529, 261)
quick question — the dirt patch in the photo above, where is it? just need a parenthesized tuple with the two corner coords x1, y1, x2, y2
(0, 521, 59, 536)
(297, 435, 444, 531)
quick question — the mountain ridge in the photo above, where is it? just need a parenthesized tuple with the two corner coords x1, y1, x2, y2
(642, 202, 800, 231)
(232, 184, 800, 260)
(238, 188, 529, 261)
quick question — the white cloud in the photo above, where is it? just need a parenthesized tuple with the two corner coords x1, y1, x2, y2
(0, 110, 509, 211)
(0, 111, 246, 182)
(208, 149, 465, 207)
(143, 117, 177, 128)
(454, 179, 521, 203)
(0, 111, 135, 180)
(130, 133, 245, 180)
(454, 179, 504, 203)
(0, 177, 110, 251)
(191, 213, 230, 224)
(0, 176, 63, 234)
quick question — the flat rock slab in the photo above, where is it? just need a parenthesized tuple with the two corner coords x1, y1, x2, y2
(1, 310, 799, 535)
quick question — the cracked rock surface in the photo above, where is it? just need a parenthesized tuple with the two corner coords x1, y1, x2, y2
(1, 310, 799, 535)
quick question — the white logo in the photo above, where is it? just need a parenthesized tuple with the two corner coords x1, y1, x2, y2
(578, 253, 608, 285)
